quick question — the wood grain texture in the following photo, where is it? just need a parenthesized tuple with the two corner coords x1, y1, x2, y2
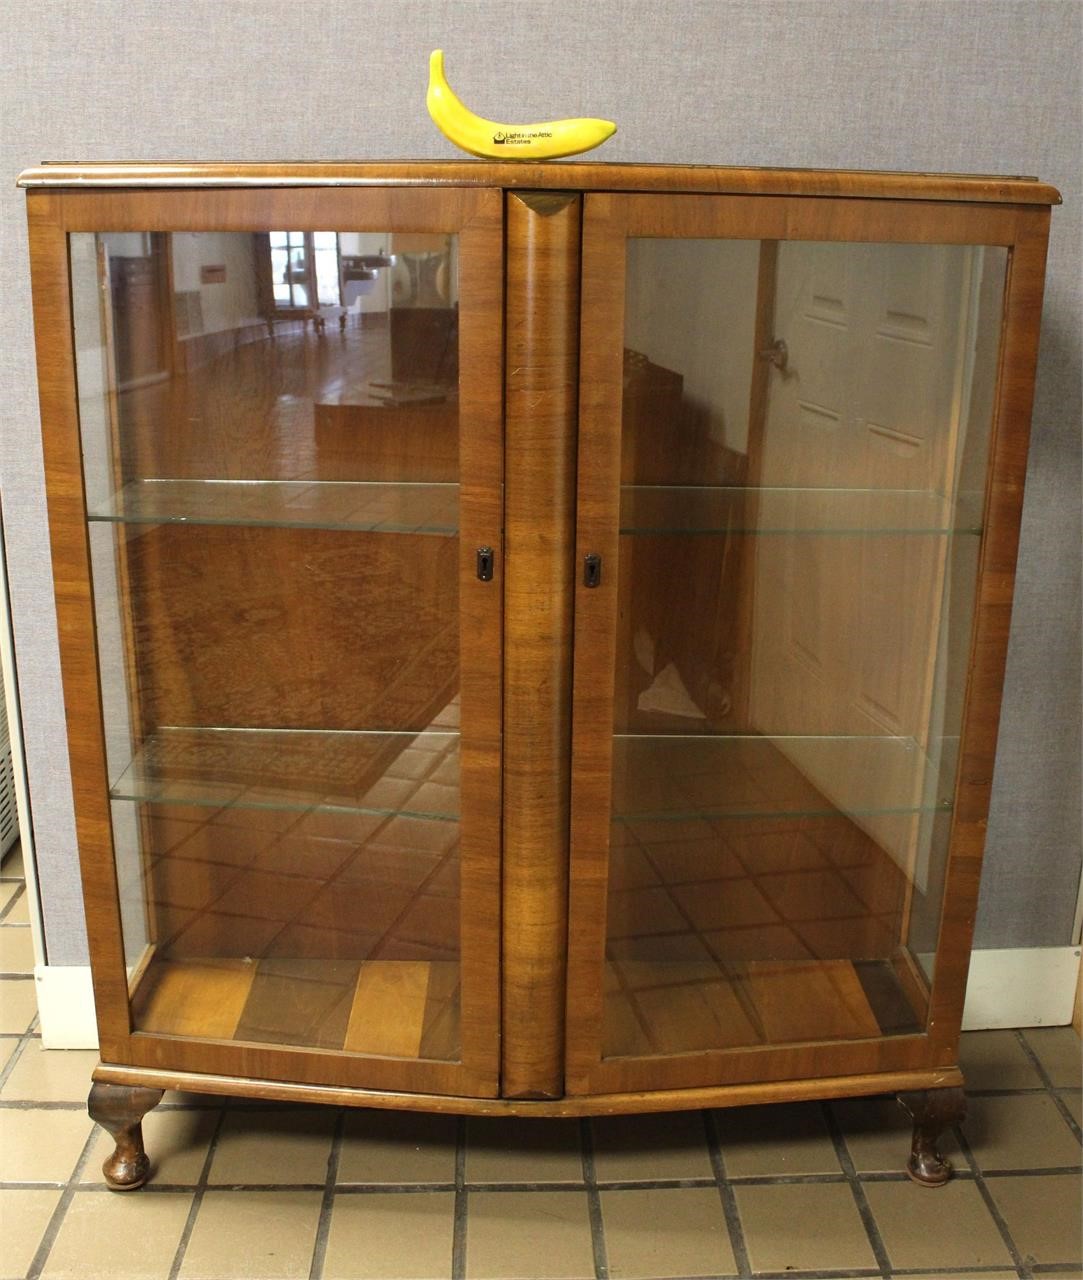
(27, 193, 132, 1059)
(601, 956, 920, 1060)
(501, 192, 581, 1098)
(87, 1081, 164, 1190)
(924, 208, 1053, 1063)
(564, 190, 1051, 1098)
(565, 193, 627, 1094)
(131, 958, 256, 1039)
(17, 161, 1061, 205)
(453, 187, 505, 1097)
(93, 1058, 963, 1117)
(30, 184, 505, 1101)
(28, 169, 1055, 1117)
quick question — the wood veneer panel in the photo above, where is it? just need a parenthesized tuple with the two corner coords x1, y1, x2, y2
(452, 188, 505, 1096)
(501, 191, 581, 1098)
(345, 961, 437, 1058)
(128, 957, 461, 1061)
(234, 959, 359, 1050)
(29, 184, 504, 1101)
(419, 961, 462, 1062)
(741, 960, 881, 1043)
(566, 193, 628, 1095)
(627, 977, 761, 1053)
(27, 193, 132, 1058)
(925, 209, 1053, 1063)
(565, 190, 1049, 1099)
(132, 958, 256, 1039)
(601, 958, 918, 1059)
(18, 162, 1061, 206)
(620, 194, 1032, 246)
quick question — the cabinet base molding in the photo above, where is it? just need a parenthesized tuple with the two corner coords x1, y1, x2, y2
(93, 1060, 962, 1119)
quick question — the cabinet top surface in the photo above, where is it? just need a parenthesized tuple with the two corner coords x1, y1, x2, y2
(17, 160, 1061, 204)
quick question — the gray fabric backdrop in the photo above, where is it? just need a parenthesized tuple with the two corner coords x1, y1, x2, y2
(1, 0, 1079, 964)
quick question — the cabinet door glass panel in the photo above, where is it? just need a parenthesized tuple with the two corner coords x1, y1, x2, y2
(605, 237, 1006, 1059)
(71, 229, 465, 1062)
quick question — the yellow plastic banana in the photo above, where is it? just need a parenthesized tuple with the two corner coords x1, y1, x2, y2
(426, 50, 616, 161)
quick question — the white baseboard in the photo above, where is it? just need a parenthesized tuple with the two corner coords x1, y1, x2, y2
(34, 965, 98, 1048)
(32, 946, 1082, 1050)
(961, 945, 1082, 1030)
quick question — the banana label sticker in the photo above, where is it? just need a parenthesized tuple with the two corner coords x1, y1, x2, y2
(494, 130, 554, 145)
(427, 50, 616, 161)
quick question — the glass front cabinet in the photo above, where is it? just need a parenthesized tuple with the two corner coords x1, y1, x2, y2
(21, 163, 1058, 1189)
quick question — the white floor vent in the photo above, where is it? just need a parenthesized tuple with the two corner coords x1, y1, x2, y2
(0, 694, 18, 857)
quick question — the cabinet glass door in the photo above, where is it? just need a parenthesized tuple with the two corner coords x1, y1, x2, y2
(567, 195, 1009, 1093)
(66, 190, 502, 1095)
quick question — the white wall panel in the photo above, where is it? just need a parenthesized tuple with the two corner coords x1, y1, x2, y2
(0, 0, 1078, 963)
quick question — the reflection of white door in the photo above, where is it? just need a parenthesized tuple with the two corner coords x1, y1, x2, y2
(749, 241, 980, 877)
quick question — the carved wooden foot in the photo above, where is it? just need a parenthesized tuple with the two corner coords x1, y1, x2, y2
(87, 1081, 164, 1191)
(897, 1085, 966, 1186)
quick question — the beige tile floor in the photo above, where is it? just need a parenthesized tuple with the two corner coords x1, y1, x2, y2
(0, 843, 1080, 1279)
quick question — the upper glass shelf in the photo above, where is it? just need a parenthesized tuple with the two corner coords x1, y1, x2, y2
(619, 487, 984, 536)
(110, 725, 460, 818)
(610, 732, 951, 823)
(86, 479, 460, 536)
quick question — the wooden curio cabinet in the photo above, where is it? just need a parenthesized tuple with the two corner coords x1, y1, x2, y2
(20, 162, 1058, 1190)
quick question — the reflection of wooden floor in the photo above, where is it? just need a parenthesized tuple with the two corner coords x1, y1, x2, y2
(604, 956, 922, 1059)
(608, 810, 912, 965)
(130, 718, 461, 964)
(604, 733, 930, 1058)
(132, 957, 460, 1061)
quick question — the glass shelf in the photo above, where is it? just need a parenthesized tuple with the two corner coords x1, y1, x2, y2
(611, 732, 950, 823)
(619, 486, 983, 536)
(110, 725, 460, 818)
(87, 479, 460, 535)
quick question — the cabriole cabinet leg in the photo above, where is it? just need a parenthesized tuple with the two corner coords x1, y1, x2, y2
(897, 1085, 966, 1186)
(87, 1081, 164, 1191)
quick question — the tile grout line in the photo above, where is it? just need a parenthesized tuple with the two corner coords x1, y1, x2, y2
(166, 1105, 229, 1280)
(15, 1164, 1082, 1196)
(820, 1101, 892, 1280)
(451, 1115, 467, 1280)
(704, 1108, 752, 1278)
(2, 1100, 106, 1111)
(24, 1115, 104, 1279)
(0, 882, 27, 923)
(951, 1118, 1031, 1280)
(20, 1164, 1083, 1196)
(580, 1117, 609, 1280)
(1013, 1028, 1083, 1143)
(0, 1015, 39, 1093)
(307, 1107, 344, 1280)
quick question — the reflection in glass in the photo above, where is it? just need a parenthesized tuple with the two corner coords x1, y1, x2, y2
(604, 238, 1007, 1059)
(71, 229, 463, 1061)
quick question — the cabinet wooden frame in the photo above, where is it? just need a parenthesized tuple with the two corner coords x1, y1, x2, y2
(564, 191, 1051, 1096)
(27, 185, 506, 1098)
(21, 164, 1057, 1127)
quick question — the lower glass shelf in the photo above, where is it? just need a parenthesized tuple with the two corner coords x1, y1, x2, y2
(611, 733, 951, 823)
(131, 956, 460, 1061)
(604, 954, 926, 1059)
(110, 725, 460, 818)
(618, 485, 983, 536)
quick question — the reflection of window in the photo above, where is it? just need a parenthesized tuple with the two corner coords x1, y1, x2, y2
(268, 232, 341, 309)
(312, 232, 341, 305)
